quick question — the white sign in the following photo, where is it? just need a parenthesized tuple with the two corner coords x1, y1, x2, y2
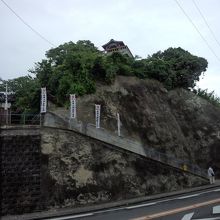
(4, 83, 8, 110)
(95, 104, 101, 128)
(117, 113, 121, 136)
(70, 94, 76, 119)
(40, 87, 47, 113)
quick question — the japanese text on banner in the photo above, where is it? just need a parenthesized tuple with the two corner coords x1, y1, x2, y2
(40, 87, 47, 113)
(95, 104, 101, 128)
(70, 94, 76, 119)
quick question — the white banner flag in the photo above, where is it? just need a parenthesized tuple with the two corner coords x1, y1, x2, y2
(40, 87, 47, 113)
(117, 113, 121, 136)
(70, 94, 76, 119)
(4, 83, 8, 110)
(95, 104, 101, 128)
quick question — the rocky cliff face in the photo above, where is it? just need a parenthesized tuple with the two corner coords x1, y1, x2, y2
(41, 127, 206, 209)
(168, 89, 220, 174)
(2, 77, 219, 215)
(42, 76, 220, 209)
(52, 76, 220, 176)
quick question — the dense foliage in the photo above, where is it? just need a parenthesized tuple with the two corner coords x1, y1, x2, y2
(0, 76, 40, 113)
(1, 40, 210, 112)
(144, 47, 208, 90)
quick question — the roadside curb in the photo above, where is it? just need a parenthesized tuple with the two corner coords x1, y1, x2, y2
(2, 181, 220, 220)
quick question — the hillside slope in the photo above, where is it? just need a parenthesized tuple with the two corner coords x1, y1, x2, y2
(52, 76, 220, 177)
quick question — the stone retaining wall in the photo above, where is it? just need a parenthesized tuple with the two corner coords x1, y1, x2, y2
(1, 129, 41, 215)
(0, 125, 208, 216)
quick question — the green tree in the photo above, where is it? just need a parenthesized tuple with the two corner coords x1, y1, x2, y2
(107, 52, 133, 76)
(31, 40, 100, 105)
(0, 76, 40, 113)
(29, 59, 53, 87)
(145, 47, 208, 89)
(29, 42, 208, 107)
(1, 40, 211, 113)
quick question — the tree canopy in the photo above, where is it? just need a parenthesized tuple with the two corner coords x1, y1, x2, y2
(2, 40, 209, 112)
(0, 76, 40, 113)
(144, 47, 208, 89)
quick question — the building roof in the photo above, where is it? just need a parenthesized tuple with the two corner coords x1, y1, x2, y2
(102, 39, 125, 49)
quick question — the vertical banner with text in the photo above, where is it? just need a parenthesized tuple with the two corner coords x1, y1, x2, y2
(95, 104, 101, 128)
(117, 113, 121, 136)
(40, 87, 47, 113)
(70, 94, 76, 119)
(4, 83, 8, 110)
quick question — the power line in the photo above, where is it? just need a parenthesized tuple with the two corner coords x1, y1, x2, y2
(174, 0, 220, 63)
(192, 0, 220, 49)
(1, 0, 55, 47)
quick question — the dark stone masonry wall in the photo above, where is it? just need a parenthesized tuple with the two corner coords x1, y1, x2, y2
(1, 133, 41, 215)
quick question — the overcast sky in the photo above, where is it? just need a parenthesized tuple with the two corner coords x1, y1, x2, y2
(1, 0, 220, 95)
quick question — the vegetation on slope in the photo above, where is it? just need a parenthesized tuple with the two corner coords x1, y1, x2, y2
(0, 40, 214, 112)
(193, 88, 220, 107)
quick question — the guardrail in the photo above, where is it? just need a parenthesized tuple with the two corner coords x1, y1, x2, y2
(0, 113, 41, 125)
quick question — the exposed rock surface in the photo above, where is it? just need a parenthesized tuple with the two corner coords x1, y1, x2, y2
(2, 76, 219, 215)
(41, 127, 206, 209)
(51, 76, 220, 176)
(41, 76, 220, 209)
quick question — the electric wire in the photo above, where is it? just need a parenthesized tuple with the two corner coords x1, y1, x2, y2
(174, 0, 220, 63)
(1, 0, 55, 47)
(192, 0, 220, 49)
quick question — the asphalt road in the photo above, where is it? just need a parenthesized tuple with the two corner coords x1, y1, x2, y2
(47, 186, 220, 220)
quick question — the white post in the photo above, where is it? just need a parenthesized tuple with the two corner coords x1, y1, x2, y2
(117, 112, 121, 136)
(70, 94, 76, 119)
(95, 104, 101, 128)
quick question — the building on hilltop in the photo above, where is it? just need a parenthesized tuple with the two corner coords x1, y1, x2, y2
(102, 39, 133, 58)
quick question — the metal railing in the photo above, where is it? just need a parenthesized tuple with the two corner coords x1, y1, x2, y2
(0, 113, 41, 125)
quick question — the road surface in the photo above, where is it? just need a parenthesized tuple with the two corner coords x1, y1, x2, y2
(46, 186, 220, 220)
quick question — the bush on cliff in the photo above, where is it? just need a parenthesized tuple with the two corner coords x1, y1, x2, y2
(193, 88, 220, 107)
